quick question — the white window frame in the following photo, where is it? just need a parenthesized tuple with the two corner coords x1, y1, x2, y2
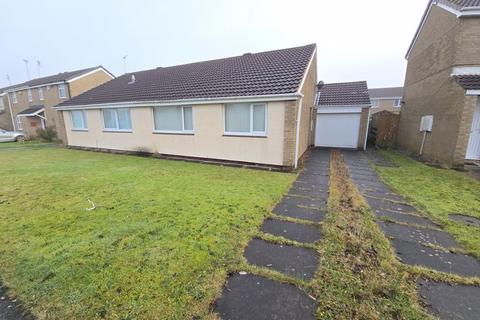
(0, 97, 4, 111)
(393, 98, 402, 107)
(224, 103, 268, 136)
(11, 92, 18, 104)
(58, 84, 67, 99)
(70, 110, 88, 131)
(371, 99, 380, 108)
(102, 108, 133, 132)
(16, 116, 23, 131)
(27, 89, 33, 102)
(38, 87, 44, 101)
(152, 106, 194, 134)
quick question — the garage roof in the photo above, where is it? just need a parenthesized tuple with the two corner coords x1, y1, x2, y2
(56, 44, 316, 109)
(316, 81, 371, 107)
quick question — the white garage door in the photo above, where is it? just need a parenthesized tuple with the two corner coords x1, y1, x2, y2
(315, 112, 361, 148)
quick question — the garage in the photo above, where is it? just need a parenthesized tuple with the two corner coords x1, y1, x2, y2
(314, 81, 372, 150)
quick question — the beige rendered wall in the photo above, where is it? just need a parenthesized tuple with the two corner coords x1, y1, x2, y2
(370, 99, 401, 115)
(64, 102, 286, 166)
(397, 5, 480, 166)
(68, 69, 114, 97)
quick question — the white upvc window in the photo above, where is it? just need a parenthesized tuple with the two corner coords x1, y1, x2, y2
(27, 89, 33, 102)
(371, 99, 379, 108)
(58, 84, 67, 99)
(16, 116, 23, 130)
(153, 106, 193, 133)
(0, 97, 4, 111)
(224, 103, 267, 136)
(102, 108, 132, 131)
(71, 110, 87, 130)
(393, 98, 402, 107)
(38, 87, 44, 101)
(11, 92, 18, 104)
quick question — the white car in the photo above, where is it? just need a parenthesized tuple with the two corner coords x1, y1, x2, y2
(0, 129, 26, 142)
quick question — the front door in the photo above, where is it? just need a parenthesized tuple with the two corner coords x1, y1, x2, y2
(466, 99, 480, 160)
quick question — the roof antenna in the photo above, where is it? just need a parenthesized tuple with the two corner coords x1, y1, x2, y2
(128, 74, 136, 85)
(6, 74, 11, 85)
(23, 59, 31, 80)
(37, 60, 42, 77)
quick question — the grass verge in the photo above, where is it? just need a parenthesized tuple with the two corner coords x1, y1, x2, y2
(375, 150, 480, 258)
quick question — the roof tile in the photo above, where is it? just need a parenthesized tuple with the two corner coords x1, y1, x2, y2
(316, 81, 371, 106)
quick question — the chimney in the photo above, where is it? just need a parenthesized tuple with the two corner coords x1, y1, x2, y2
(128, 74, 136, 85)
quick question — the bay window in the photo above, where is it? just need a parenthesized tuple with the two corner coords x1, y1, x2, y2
(153, 106, 193, 133)
(103, 108, 132, 131)
(225, 103, 267, 135)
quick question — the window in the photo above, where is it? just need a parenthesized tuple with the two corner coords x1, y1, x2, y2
(393, 98, 402, 107)
(11, 92, 18, 104)
(103, 108, 132, 131)
(225, 103, 267, 135)
(58, 84, 67, 99)
(27, 89, 33, 102)
(38, 87, 44, 101)
(153, 106, 193, 133)
(71, 110, 87, 130)
(0, 97, 4, 111)
(16, 116, 23, 130)
(371, 99, 379, 108)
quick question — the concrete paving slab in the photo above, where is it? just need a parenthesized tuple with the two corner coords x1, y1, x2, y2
(365, 197, 416, 213)
(214, 274, 317, 320)
(389, 238, 480, 277)
(273, 202, 326, 222)
(244, 239, 319, 280)
(374, 210, 439, 228)
(287, 192, 328, 202)
(418, 279, 480, 320)
(0, 286, 33, 320)
(378, 221, 459, 249)
(280, 196, 327, 210)
(261, 219, 321, 243)
(449, 214, 480, 227)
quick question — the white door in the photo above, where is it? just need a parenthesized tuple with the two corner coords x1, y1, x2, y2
(315, 113, 361, 148)
(466, 99, 480, 160)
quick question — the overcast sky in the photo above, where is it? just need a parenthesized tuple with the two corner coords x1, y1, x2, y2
(0, 0, 429, 89)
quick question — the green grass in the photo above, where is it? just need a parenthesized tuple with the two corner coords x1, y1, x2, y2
(0, 146, 295, 319)
(375, 150, 480, 258)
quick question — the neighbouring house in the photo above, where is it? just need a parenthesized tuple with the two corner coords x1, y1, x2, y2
(314, 81, 371, 150)
(0, 66, 114, 141)
(397, 0, 480, 167)
(55, 45, 318, 170)
(368, 87, 403, 115)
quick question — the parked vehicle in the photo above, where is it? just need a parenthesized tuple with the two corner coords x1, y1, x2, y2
(0, 129, 26, 142)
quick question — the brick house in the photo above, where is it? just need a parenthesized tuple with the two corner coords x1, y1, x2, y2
(368, 87, 403, 115)
(397, 0, 480, 167)
(0, 67, 114, 141)
(54, 45, 318, 170)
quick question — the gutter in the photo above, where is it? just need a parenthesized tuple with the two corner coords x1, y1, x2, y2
(54, 93, 302, 111)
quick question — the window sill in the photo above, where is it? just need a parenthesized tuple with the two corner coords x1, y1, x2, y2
(153, 131, 194, 135)
(103, 129, 133, 133)
(72, 129, 88, 132)
(223, 133, 267, 138)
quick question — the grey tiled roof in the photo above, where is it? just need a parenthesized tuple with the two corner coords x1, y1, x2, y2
(1, 66, 111, 92)
(439, 0, 480, 10)
(316, 81, 371, 106)
(454, 75, 480, 90)
(17, 105, 44, 116)
(368, 87, 404, 99)
(57, 44, 316, 108)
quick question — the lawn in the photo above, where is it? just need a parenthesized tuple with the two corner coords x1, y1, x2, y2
(375, 150, 480, 258)
(0, 144, 295, 319)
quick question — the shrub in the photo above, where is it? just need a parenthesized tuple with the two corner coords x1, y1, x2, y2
(36, 126, 58, 142)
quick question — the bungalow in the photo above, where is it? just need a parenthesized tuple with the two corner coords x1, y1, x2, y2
(55, 44, 371, 169)
(397, 0, 480, 167)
